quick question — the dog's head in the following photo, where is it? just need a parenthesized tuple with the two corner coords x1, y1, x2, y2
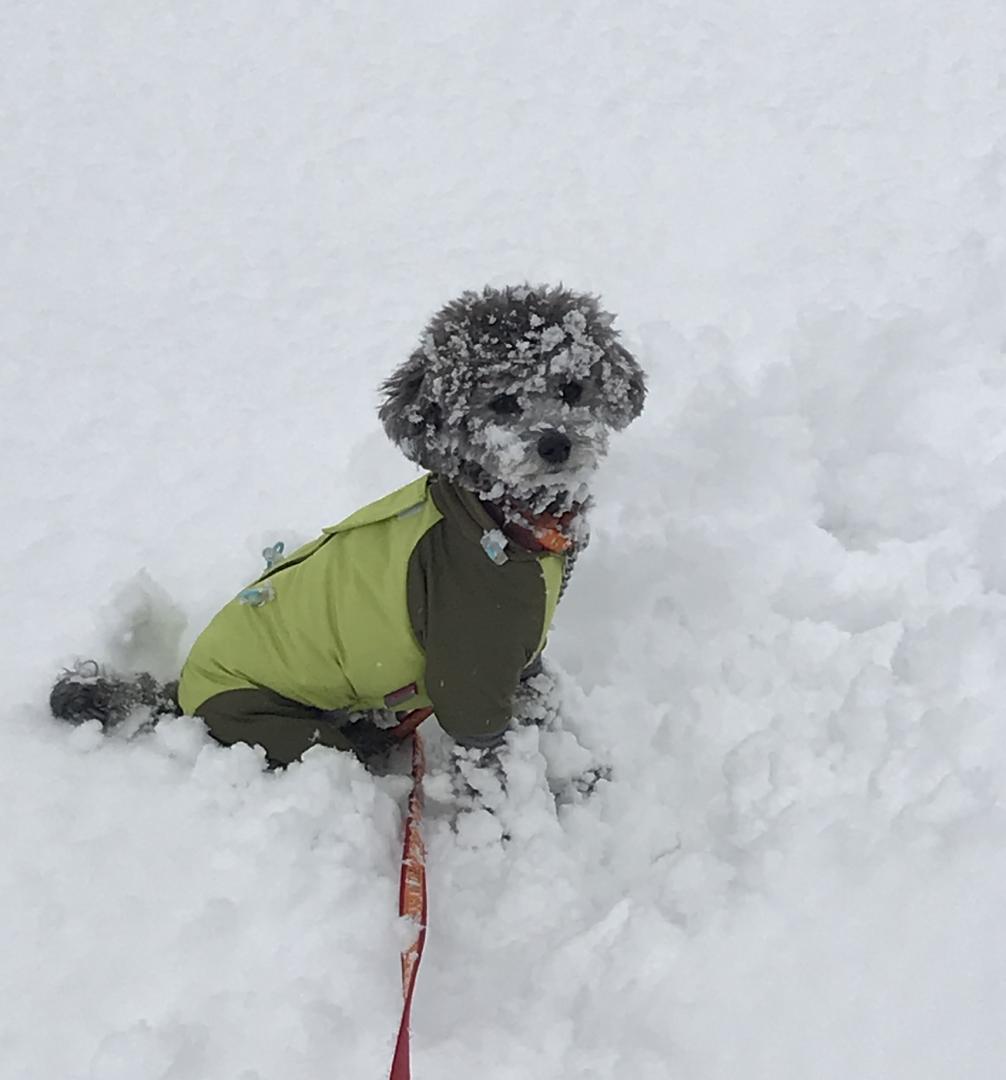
(379, 284, 646, 515)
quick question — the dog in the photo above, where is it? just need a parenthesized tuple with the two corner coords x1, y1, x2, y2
(50, 284, 646, 797)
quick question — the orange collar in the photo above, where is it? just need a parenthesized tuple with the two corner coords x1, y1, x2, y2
(484, 498, 578, 554)
(512, 509, 575, 553)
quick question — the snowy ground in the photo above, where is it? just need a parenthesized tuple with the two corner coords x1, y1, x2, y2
(4, 3, 1006, 1078)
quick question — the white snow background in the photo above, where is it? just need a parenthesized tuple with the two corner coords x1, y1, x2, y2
(3, 3, 1006, 1078)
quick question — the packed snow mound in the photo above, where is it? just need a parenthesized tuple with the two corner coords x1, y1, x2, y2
(535, 295, 1006, 1076)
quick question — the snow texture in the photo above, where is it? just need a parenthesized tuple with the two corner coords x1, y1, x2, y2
(3, 3, 1006, 1078)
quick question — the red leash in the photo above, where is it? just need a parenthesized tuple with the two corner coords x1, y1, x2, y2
(388, 714, 431, 1080)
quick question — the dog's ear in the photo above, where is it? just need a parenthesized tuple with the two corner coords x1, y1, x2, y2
(379, 353, 424, 446)
(608, 343, 647, 429)
(379, 351, 444, 450)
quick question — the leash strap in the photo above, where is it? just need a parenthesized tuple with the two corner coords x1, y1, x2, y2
(388, 706, 434, 742)
(389, 730, 428, 1080)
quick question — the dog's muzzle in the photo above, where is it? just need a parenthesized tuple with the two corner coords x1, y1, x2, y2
(537, 430, 572, 465)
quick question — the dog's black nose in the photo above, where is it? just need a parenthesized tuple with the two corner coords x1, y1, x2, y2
(537, 430, 572, 465)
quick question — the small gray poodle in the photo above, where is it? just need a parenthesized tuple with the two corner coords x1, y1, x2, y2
(50, 283, 646, 799)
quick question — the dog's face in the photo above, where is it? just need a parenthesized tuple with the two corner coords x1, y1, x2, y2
(380, 285, 646, 515)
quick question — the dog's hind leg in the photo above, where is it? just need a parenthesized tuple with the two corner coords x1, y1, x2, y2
(50, 662, 181, 731)
(193, 688, 359, 767)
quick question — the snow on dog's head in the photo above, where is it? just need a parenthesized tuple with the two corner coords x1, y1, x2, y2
(379, 284, 646, 514)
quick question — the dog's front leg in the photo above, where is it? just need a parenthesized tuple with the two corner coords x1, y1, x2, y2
(447, 726, 563, 845)
(512, 659, 612, 802)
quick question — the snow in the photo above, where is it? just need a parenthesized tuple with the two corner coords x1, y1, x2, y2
(3, 2, 1006, 1077)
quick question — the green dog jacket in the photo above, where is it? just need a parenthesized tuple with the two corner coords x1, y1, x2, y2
(178, 474, 566, 746)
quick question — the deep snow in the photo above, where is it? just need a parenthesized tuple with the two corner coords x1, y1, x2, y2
(3, 3, 1006, 1078)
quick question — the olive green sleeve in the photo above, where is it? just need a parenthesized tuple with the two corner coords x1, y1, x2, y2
(407, 520, 546, 747)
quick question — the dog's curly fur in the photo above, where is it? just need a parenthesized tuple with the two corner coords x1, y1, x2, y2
(379, 284, 646, 519)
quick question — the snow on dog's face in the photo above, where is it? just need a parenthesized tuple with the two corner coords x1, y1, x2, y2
(380, 284, 646, 515)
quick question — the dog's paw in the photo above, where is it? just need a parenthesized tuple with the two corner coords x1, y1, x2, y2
(450, 743, 508, 813)
(439, 729, 563, 845)
(554, 762, 613, 804)
(536, 722, 613, 804)
(512, 667, 562, 731)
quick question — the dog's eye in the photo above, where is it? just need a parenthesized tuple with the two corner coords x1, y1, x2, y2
(560, 381, 583, 406)
(489, 393, 522, 417)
